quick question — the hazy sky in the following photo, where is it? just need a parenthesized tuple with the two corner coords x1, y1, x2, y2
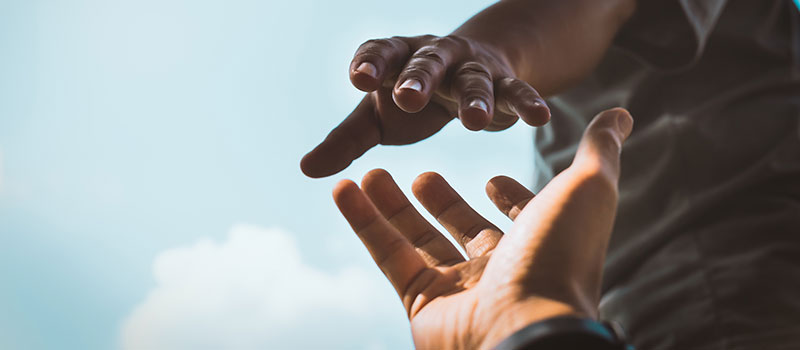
(0, 0, 541, 349)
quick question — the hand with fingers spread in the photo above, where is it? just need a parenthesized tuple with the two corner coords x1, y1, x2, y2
(301, 1, 635, 178)
(333, 108, 633, 349)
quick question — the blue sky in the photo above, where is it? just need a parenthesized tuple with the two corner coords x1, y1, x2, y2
(0, 0, 539, 348)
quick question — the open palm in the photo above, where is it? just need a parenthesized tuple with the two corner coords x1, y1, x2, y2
(334, 108, 633, 349)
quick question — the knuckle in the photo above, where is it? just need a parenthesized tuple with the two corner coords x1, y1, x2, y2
(417, 34, 438, 42)
(400, 66, 434, 81)
(409, 229, 439, 248)
(439, 34, 478, 56)
(452, 63, 493, 99)
(356, 39, 391, 61)
(384, 37, 410, 51)
(360, 38, 390, 50)
(446, 34, 478, 55)
(357, 38, 408, 58)
(432, 35, 463, 49)
(460, 86, 493, 100)
(411, 46, 447, 67)
(456, 62, 491, 79)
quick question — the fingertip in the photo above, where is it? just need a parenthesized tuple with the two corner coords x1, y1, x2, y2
(411, 171, 444, 194)
(300, 149, 348, 178)
(485, 175, 530, 201)
(392, 80, 427, 113)
(517, 100, 551, 126)
(411, 172, 459, 216)
(350, 61, 381, 92)
(485, 179, 513, 214)
(459, 100, 491, 131)
(594, 107, 634, 141)
(485, 175, 533, 219)
(485, 176, 503, 200)
(332, 179, 377, 230)
(332, 179, 360, 203)
(361, 168, 392, 191)
(300, 151, 323, 178)
(607, 107, 634, 139)
(485, 175, 514, 195)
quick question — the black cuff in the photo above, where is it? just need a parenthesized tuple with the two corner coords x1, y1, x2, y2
(492, 316, 633, 350)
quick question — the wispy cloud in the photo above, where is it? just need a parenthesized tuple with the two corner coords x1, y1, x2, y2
(121, 224, 412, 350)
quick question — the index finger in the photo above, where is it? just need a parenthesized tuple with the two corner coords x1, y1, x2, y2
(300, 96, 380, 178)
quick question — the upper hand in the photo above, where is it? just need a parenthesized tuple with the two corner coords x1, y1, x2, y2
(301, 34, 551, 178)
(333, 108, 633, 349)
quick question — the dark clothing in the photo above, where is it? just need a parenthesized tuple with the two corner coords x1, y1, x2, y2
(535, 1, 800, 349)
(493, 316, 631, 350)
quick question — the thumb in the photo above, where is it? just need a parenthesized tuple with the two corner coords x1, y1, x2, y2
(480, 108, 633, 314)
(570, 107, 633, 186)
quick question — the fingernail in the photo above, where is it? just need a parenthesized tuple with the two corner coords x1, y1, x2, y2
(399, 79, 422, 92)
(468, 99, 488, 113)
(355, 62, 377, 79)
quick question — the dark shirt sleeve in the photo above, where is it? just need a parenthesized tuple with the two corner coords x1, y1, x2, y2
(614, 0, 728, 70)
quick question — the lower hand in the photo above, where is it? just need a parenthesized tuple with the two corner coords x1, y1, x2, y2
(333, 108, 633, 349)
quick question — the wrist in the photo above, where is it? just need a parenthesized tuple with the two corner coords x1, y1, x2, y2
(478, 298, 587, 349)
(492, 316, 632, 350)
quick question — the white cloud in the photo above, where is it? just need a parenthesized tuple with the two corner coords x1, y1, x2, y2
(121, 224, 413, 350)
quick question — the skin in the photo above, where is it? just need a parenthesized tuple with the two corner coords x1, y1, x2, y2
(334, 108, 634, 349)
(301, 0, 636, 178)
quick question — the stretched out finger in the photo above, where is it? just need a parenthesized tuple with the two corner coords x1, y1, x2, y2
(362, 169, 465, 266)
(300, 96, 380, 178)
(571, 107, 633, 184)
(486, 108, 633, 295)
(412, 172, 503, 258)
(495, 77, 551, 126)
(333, 180, 430, 314)
(393, 36, 464, 113)
(350, 37, 411, 92)
(485, 175, 535, 221)
(451, 62, 494, 131)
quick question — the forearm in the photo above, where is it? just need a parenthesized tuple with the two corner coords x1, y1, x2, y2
(452, 0, 636, 96)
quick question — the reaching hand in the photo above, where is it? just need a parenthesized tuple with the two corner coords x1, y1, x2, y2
(333, 108, 633, 349)
(301, 34, 551, 178)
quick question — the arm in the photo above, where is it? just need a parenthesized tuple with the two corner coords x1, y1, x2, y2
(301, 0, 636, 178)
(453, 0, 636, 96)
